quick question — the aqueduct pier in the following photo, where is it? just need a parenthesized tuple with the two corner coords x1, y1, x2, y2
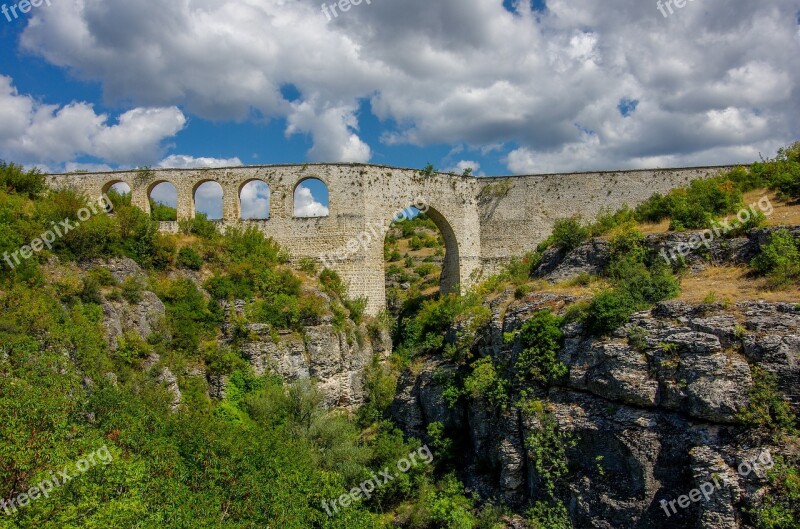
(47, 163, 732, 314)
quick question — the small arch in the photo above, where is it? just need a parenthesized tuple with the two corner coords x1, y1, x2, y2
(194, 180, 224, 220)
(148, 181, 178, 221)
(102, 180, 131, 196)
(239, 179, 271, 220)
(294, 178, 329, 218)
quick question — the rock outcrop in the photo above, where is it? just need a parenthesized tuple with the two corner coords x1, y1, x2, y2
(392, 294, 799, 529)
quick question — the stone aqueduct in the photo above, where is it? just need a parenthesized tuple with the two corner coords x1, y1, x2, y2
(47, 163, 730, 314)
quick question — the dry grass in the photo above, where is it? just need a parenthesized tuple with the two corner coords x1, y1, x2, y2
(527, 276, 612, 300)
(638, 219, 671, 235)
(678, 266, 800, 304)
(739, 189, 800, 227)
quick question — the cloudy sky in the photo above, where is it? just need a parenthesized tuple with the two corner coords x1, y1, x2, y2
(1, 0, 798, 191)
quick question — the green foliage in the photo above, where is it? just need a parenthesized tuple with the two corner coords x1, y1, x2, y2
(513, 310, 567, 385)
(149, 199, 177, 221)
(0, 161, 45, 198)
(176, 246, 203, 270)
(419, 163, 437, 177)
(357, 355, 398, 424)
(320, 268, 347, 299)
(178, 212, 218, 239)
(549, 217, 589, 252)
(583, 228, 679, 336)
(298, 256, 320, 275)
(120, 276, 144, 304)
(585, 289, 638, 336)
(527, 500, 573, 529)
(344, 296, 368, 325)
(750, 229, 800, 288)
(523, 400, 576, 497)
(750, 455, 800, 529)
(464, 356, 508, 408)
(155, 277, 221, 354)
(737, 367, 797, 433)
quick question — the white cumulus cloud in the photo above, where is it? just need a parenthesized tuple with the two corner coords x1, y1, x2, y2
(0, 76, 185, 166)
(294, 186, 329, 217)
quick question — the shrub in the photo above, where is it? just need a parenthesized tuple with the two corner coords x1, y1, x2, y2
(737, 366, 796, 433)
(464, 357, 508, 408)
(586, 289, 638, 336)
(298, 257, 319, 275)
(344, 296, 368, 325)
(527, 501, 573, 529)
(0, 162, 45, 198)
(751, 229, 800, 288)
(550, 217, 589, 252)
(415, 263, 435, 277)
(179, 213, 218, 239)
(514, 310, 567, 385)
(319, 268, 347, 299)
(149, 200, 177, 221)
(120, 277, 144, 304)
(177, 246, 203, 270)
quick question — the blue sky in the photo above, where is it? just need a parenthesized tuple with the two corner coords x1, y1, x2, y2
(1, 0, 799, 214)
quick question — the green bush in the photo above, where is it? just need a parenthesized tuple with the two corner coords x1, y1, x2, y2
(344, 296, 368, 325)
(0, 161, 45, 198)
(178, 212, 218, 239)
(585, 289, 638, 336)
(177, 246, 203, 270)
(121, 277, 144, 304)
(513, 310, 567, 385)
(750, 456, 800, 529)
(298, 257, 320, 275)
(751, 229, 800, 288)
(319, 268, 347, 299)
(464, 356, 508, 408)
(149, 200, 177, 221)
(550, 217, 589, 252)
(737, 366, 796, 433)
(415, 263, 435, 277)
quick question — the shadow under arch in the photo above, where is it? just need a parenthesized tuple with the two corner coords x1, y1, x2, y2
(383, 203, 461, 313)
(423, 206, 461, 295)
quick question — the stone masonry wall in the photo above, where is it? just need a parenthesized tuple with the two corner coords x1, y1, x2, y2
(46, 163, 734, 314)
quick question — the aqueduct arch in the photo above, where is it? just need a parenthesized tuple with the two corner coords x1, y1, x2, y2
(47, 163, 732, 314)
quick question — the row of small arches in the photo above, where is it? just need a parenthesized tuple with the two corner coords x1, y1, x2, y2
(107, 178, 330, 220)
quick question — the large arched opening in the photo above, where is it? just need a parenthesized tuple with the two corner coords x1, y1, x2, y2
(148, 181, 178, 221)
(383, 204, 460, 314)
(194, 181, 224, 220)
(239, 179, 271, 220)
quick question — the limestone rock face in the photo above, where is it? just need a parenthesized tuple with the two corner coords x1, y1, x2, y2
(227, 300, 390, 408)
(392, 294, 798, 529)
(87, 258, 165, 349)
(533, 227, 800, 282)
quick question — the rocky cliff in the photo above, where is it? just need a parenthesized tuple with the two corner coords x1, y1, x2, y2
(392, 233, 799, 529)
(87, 257, 389, 410)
